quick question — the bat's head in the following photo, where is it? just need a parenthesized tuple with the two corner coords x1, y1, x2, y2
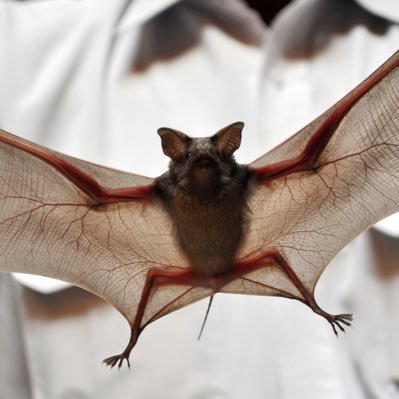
(157, 122, 244, 198)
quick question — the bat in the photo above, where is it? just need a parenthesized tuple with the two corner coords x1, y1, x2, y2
(1, 50, 399, 369)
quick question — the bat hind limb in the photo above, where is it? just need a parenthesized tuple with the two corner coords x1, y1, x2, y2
(309, 306, 353, 337)
(103, 250, 353, 369)
(264, 250, 353, 335)
(103, 327, 137, 369)
(103, 267, 198, 369)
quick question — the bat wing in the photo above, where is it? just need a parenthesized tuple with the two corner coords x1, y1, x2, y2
(4, 50, 399, 366)
(0, 129, 210, 333)
(222, 50, 399, 305)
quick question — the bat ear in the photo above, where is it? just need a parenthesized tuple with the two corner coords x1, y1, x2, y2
(213, 122, 244, 158)
(157, 128, 191, 162)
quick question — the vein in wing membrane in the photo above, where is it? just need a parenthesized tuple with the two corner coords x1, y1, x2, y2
(242, 52, 399, 294)
(0, 132, 188, 325)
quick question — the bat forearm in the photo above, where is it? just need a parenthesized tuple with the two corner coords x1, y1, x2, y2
(254, 49, 399, 184)
(0, 130, 155, 204)
(2, 50, 399, 369)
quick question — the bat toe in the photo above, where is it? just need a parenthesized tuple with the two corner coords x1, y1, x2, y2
(103, 354, 131, 369)
(329, 313, 354, 336)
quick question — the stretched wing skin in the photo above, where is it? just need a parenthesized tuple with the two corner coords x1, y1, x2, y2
(224, 50, 399, 298)
(0, 129, 197, 326)
(3, 49, 399, 356)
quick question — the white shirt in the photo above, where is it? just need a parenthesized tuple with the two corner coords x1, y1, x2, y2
(1, 0, 399, 398)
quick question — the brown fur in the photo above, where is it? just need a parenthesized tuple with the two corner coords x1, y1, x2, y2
(155, 129, 250, 276)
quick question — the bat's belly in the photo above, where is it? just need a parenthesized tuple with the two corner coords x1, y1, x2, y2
(170, 197, 246, 276)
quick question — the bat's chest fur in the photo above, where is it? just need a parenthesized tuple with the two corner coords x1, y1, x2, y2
(170, 193, 247, 276)
(157, 169, 249, 277)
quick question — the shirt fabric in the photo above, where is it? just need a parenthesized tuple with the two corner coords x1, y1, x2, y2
(0, 0, 399, 398)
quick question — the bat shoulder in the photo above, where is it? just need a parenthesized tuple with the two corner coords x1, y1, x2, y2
(233, 163, 252, 188)
(153, 171, 173, 202)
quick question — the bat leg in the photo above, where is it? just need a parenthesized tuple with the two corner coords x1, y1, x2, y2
(234, 249, 353, 335)
(266, 249, 353, 335)
(103, 267, 201, 369)
(311, 311, 353, 337)
(103, 327, 137, 369)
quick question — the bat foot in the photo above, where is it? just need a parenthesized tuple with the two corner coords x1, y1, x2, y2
(103, 353, 131, 370)
(103, 326, 138, 369)
(328, 313, 353, 337)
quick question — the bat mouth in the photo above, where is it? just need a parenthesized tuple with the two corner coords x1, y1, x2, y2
(192, 155, 217, 168)
(190, 155, 220, 185)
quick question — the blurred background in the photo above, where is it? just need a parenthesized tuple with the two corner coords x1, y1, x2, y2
(1, 0, 399, 398)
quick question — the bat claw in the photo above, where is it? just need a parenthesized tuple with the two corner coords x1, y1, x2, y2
(103, 329, 137, 369)
(328, 313, 353, 337)
(103, 353, 131, 370)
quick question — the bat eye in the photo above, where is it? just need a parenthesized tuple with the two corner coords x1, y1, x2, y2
(185, 151, 191, 160)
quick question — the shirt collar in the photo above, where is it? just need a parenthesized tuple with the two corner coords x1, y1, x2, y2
(355, 0, 399, 23)
(116, 0, 184, 32)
